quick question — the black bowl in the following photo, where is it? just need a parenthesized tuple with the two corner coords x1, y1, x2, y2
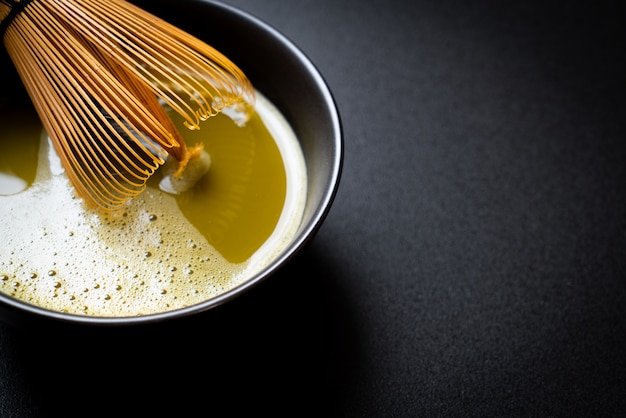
(0, 0, 342, 327)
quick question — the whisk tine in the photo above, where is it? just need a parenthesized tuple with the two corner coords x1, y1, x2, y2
(1, 0, 254, 213)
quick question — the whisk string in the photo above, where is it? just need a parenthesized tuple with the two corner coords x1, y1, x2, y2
(0, 0, 35, 37)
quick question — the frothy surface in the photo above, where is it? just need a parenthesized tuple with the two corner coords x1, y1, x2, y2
(0, 93, 306, 316)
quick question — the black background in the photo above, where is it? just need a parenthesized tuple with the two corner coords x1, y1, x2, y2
(1, 0, 625, 416)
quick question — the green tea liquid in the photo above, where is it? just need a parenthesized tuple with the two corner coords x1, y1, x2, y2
(0, 93, 306, 316)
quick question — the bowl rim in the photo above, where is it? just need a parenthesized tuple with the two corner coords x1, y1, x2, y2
(0, 0, 343, 326)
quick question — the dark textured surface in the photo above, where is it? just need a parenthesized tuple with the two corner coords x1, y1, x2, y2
(1, 0, 625, 416)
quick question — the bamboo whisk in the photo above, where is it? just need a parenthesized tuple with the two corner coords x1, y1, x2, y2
(0, 0, 254, 212)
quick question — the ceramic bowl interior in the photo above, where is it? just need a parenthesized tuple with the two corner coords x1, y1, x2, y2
(0, 0, 342, 326)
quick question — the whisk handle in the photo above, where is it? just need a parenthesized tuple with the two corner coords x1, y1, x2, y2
(0, 0, 35, 39)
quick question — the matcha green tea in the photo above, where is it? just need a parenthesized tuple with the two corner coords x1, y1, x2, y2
(0, 93, 306, 316)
